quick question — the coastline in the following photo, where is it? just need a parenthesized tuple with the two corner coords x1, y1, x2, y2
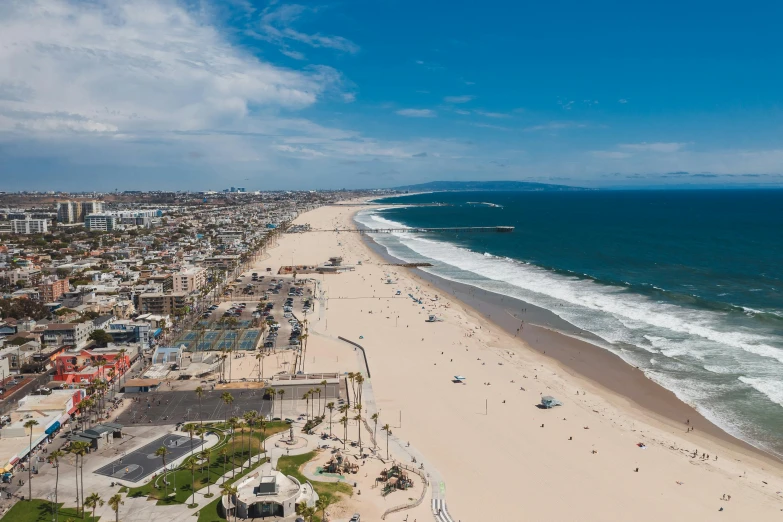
(258, 201, 783, 521)
(356, 206, 781, 464)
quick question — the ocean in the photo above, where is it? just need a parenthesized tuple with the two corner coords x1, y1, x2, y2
(356, 190, 783, 457)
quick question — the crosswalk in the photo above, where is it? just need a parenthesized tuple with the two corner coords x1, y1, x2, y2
(432, 498, 456, 522)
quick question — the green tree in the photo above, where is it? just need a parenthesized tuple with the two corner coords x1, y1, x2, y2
(155, 446, 169, 498)
(24, 419, 38, 501)
(326, 402, 335, 438)
(47, 449, 65, 522)
(88, 329, 113, 347)
(194, 386, 205, 428)
(84, 492, 104, 520)
(108, 493, 124, 522)
(382, 423, 391, 460)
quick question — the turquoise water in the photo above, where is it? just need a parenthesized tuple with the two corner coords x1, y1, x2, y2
(358, 190, 783, 457)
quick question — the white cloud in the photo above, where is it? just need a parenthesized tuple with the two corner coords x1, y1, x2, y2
(473, 123, 509, 131)
(280, 49, 306, 60)
(619, 142, 687, 153)
(524, 121, 587, 132)
(474, 110, 510, 118)
(618, 98, 628, 104)
(256, 4, 359, 54)
(396, 109, 436, 118)
(453, 109, 471, 115)
(590, 151, 631, 159)
(444, 95, 475, 104)
(0, 0, 340, 136)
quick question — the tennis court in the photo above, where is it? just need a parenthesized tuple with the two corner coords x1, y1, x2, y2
(239, 330, 259, 350)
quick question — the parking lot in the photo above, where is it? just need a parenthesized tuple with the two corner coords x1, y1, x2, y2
(114, 388, 274, 426)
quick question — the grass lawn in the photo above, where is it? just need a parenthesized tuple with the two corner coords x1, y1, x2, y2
(196, 497, 226, 522)
(0, 500, 99, 522)
(276, 451, 353, 505)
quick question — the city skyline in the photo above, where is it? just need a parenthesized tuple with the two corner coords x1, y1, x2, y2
(2, 0, 783, 191)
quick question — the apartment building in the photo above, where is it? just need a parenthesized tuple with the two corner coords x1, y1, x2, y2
(137, 292, 189, 315)
(1, 268, 42, 286)
(57, 200, 104, 223)
(42, 322, 95, 349)
(39, 276, 70, 302)
(84, 214, 117, 231)
(173, 266, 207, 293)
(10, 216, 49, 234)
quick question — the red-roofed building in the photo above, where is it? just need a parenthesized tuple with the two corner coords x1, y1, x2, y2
(53, 347, 131, 384)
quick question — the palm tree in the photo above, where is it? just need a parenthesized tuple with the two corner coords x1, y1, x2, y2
(185, 423, 197, 457)
(255, 351, 265, 382)
(382, 423, 391, 460)
(195, 386, 205, 428)
(155, 446, 169, 498)
(221, 391, 234, 418)
(298, 333, 309, 373)
(24, 419, 38, 500)
(188, 459, 199, 506)
(220, 447, 228, 479)
(277, 389, 285, 418)
(326, 402, 335, 438)
(85, 492, 104, 521)
(267, 387, 276, 418)
(371, 412, 379, 449)
(199, 449, 211, 496)
(315, 388, 322, 418)
(257, 416, 267, 453)
(48, 449, 64, 521)
(220, 483, 238, 522)
(69, 441, 88, 516)
(316, 496, 331, 522)
(346, 372, 355, 403)
(243, 410, 258, 468)
(302, 391, 310, 421)
(227, 417, 239, 478)
(340, 415, 348, 449)
(354, 411, 363, 453)
(319, 380, 328, 415)
(108, 493, 124, 522)
(356, 374, 365, 405)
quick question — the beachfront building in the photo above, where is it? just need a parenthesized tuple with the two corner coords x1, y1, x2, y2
(137, 292, 189, 315)
(172, 266, 207, 293)
(224, 470, 318, 519)
(0, 389, 85, 474)
(52, 346, 131, 384)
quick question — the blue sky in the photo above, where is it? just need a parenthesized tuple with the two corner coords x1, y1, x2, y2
(1, 0, 783, 191)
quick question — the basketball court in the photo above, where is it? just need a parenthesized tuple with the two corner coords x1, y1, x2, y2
(93, 434, 203, 482)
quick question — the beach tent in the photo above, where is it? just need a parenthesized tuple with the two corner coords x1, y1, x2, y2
(453, 375, 466, 384)
(540, 396, 562, 408)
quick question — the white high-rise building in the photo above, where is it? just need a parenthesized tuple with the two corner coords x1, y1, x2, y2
(11, 216, 49, 234)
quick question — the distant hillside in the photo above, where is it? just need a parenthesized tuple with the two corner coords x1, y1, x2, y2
(394, 180, 589, 192)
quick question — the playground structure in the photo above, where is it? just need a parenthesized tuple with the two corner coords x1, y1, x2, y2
(376, 465, 415, 496)
(323, 451, 359, 475)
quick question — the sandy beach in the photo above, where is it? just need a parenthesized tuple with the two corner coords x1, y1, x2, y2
(249, 202, 783, 521)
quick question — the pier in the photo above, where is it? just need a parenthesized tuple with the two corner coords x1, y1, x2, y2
(306, 226, 514, 234)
